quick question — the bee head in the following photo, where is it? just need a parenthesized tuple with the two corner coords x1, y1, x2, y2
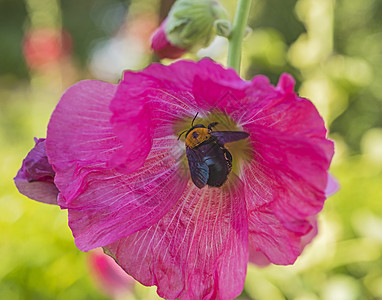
(185, 124, 205, 138)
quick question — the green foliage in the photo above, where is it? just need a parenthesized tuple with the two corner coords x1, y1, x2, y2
(60, 0, 130, 67)
(0, 0, 28, 79)
(241, 0, 382, 153)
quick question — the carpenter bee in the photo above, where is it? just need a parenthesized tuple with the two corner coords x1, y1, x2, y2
(179, 114, 249, 188)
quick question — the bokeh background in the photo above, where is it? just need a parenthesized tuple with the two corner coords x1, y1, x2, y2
(1, 0, 382, 299)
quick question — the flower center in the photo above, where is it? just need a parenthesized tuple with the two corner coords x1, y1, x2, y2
(174, 111, 253, 187)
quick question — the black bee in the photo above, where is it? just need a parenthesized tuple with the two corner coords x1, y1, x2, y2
(179, 114, 249, 188)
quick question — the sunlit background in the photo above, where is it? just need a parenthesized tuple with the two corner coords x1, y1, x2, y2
(1, 0, 382, 299)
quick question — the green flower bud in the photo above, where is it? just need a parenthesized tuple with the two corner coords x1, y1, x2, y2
(164, 0, 230, 50)
(214, 19, 232, 38)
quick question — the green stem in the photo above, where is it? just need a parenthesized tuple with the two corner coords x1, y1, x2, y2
(227, 0, 252, 73)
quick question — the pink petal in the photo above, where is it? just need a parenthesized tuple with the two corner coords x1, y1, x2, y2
(110, 62, 202, 173)
(105, 176, 248, 300)
(46, 80, 189, 250)
(120, 58, 245, 102)
(276, 73, 295, 94)
(241, 74, 334, 264)
(248, 205, 318, 265)
(325, 173, 339, 197)
(242, 75, 331, 148)
(244, 126, 332, 214)
(88, 249, 135, 298)
(300, 216, 318, 249)
(14, 138, 58, 205)
(151, 19, 187, 59)
(65, 138, 188, 251)
(14, 180, 58, 205)
(248, 248, 271, 267)
(122, 59, 207, 91)
(109, 82, 154, 174)
(46, 80, 119, 181)
(192, 60, 251, 117)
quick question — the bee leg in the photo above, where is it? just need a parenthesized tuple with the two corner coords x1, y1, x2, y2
(223, 148, 232, 173)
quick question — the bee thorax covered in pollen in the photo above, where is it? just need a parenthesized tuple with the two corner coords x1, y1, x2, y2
(185, 127, 211, 149)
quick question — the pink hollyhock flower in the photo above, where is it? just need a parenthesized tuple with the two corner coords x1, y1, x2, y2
(16, 58, 334, 299)
(14, 138, 58, 205)
(88, 249, 135, 299)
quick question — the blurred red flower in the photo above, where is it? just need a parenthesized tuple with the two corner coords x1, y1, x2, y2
(22, 28, 72, 70)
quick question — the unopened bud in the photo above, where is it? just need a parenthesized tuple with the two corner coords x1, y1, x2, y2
(151, 0, 229, 59)
(214, 19, 232, 38)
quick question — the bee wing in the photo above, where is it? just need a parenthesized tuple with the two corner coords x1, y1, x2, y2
(210, 131, 249, 145)
(186, 147, 209, 189)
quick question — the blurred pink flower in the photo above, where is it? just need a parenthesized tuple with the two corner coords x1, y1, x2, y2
(88, 249, 135, 299)
(16, 58, 334, 299)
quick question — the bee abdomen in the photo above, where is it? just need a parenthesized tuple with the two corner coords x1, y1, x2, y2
(203, 149, 232, 187)
(206, 163, 228, 187)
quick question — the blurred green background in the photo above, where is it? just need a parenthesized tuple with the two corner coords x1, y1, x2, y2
(1, 0, 382, 299)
